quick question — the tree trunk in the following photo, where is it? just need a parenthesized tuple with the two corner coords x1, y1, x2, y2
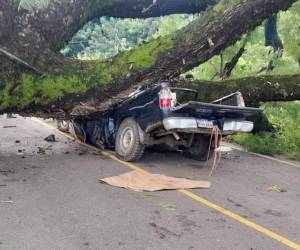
(0, 0, 218, 72)
(177, 74, 300, 107)
(265, 15, 283, 51)
(0, 0, 298, 118)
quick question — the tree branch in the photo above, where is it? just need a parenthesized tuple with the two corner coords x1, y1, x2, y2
(176, 75, 300, 106)
(0, 47, 43, 75)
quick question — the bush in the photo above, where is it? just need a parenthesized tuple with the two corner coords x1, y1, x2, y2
(229, 101, 300, 160)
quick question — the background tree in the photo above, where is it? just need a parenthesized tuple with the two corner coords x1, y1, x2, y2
(190, 1, 300, 80)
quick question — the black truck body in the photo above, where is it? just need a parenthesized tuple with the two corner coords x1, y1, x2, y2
(60, 83, 261, 162)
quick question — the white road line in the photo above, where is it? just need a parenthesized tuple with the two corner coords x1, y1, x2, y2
(225, 143, 300, 169)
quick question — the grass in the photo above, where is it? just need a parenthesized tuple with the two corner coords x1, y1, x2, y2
(228, 101, 300, 160)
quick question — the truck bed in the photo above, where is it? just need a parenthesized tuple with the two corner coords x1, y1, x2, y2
(171, 101, 261, 119)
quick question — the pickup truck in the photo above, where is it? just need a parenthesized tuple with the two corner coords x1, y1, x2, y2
(58, 82, 261, 162)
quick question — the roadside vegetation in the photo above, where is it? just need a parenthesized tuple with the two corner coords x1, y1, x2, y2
(229, 101, 300, 160)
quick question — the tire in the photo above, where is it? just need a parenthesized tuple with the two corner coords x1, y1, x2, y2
(115, 118, 145, 162)
(183, 135, 213, 161)
(57, 120, 70, 132)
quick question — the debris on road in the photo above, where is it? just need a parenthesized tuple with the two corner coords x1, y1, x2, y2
(76, 147, 89, 156)
(0, 169, 15, 176)
(0, 200, 14, 204)
(100, 171, 211, 192)
(264, 209, 283, 217)
(2, 125, 17, 128)
(159, 203, 177, 212)
(36, 145, 53, 155)
(44, 134, 57, 142)
(37, 147, 46, 155)
(6, 114, 17, 119)
(267, 185, 287, 193)
(215, 146, 233, 153)
(16, 149, 25, 156)
(15, 140, 20, 143)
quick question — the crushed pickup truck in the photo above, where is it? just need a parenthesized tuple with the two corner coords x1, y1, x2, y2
(58, 82, 261, 162)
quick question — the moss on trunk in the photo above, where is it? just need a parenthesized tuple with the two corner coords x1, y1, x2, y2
(178, 75, 300, 106)
(0, 35, 174, 113)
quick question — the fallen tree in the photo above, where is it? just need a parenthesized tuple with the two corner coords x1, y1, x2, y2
(0, 0, 298, 118)
(0, 0, 218, 73)
(177, 74, 300, 107)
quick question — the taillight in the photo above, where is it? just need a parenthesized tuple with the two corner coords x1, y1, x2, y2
(159, 88, 176, 109)
(160, 97, 171, 109)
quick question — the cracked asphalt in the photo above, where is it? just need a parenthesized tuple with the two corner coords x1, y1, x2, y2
(0, 116, 299, 250)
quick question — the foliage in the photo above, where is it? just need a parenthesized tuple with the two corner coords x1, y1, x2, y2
(229, 101, 300, 160)
(63, 17, 160, 59)
(63, 2, 300, 80)
(279, 1, 300, 65)
(0, 33, 174, 110)
(0, 73, 88, 109)
(62, 15, 192, 60)
(153, 14, 195, 38)
(189, 2, 300, 80)
(194, 1, 300, 161)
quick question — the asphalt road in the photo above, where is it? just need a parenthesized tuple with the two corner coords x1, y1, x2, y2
(0, 116, 299, 250)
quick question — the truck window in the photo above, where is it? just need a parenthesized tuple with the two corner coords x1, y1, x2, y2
(171, 88, 198, 104)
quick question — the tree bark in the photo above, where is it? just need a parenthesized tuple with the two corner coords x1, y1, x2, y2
(265, 15, 283, 51)
(0, 0, 298, 118)
(0, 0, 218, 71)
(177, 75, 300, 107)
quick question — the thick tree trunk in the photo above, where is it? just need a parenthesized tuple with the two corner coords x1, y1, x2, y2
(0, 0, 218, 72)
(177, 75, 300, 107)
(0, 0, 298, 118)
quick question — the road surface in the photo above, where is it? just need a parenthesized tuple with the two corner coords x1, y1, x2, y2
(0, 116, 299, 250)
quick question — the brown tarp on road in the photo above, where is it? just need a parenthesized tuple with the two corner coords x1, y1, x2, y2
(100, 171, 211, 192)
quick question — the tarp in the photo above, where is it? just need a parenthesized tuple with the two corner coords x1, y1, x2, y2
(100, 171, 211, 192)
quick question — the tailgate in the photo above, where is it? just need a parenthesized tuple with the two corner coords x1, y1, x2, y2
(171, 101, 261, 118)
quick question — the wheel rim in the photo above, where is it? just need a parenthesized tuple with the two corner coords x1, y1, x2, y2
(120, 126, 134, 154)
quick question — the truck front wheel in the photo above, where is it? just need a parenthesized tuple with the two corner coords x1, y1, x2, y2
(183, 135, 213, 161)
(115, 118, 145, 162)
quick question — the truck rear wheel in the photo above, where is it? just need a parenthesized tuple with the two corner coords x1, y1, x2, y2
(183, 135, 213, 161)
(115, 118, 145, 162)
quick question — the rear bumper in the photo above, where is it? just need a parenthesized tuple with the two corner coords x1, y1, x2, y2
(162, 117, 253, 134)
(222, 120, 253, 133)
